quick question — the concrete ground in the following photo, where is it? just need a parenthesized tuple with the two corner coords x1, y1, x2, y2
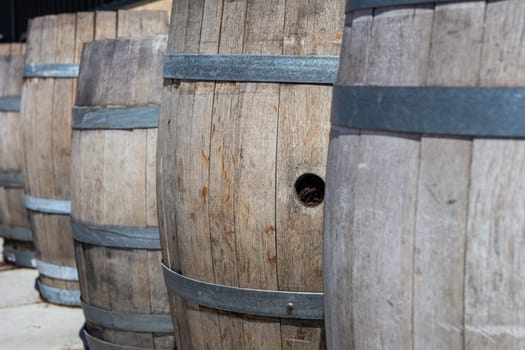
(0, 238, 85, 350)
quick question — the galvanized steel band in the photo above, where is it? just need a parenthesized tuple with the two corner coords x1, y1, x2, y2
(81, 302, 174, 333)
(331, 85, 525, 138)
(163, 54, 339, 84)
(71, 219, 161, 250)
(162, 263, 324, 319)
(0, 172, 24, 188)
(346, 0, 458, 12)
(24, 63, 80, 78)
(35, 278, 80, 306)
(82, 328, 156, 350)
(0, 96, 21, 112)
(3, 249, 37, 268)
(72, 106, 160, 130)
(0, 226, 32, 241)
(24, 194, 71, 214)
(36, 260, 79, 281)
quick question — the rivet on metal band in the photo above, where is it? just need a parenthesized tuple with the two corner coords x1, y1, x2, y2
(0, 96, 21, 112)
(0, 226, 32, 241)
(24, 63, 80, 78)
(35, 278, 80, 306)
(162, 263, 324, 320)
(3, 250, 37, 268)
(72, 219, 161, 250)
(72, 106, 160, 130)
(24, 194, 71, 214)
(81, 302, 174, 333)
(346, 0, 456, 12)
(81, 327, 156, 350)
(163, 54, 339, 84)
(331, 85, 525, 138)
(36, 260, 79, 281)
(0, 172, 24, 188)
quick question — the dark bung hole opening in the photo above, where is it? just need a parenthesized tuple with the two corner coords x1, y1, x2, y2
(294, 173, 325, 207)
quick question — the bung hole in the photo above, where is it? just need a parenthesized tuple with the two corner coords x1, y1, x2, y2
(294, 173, 325, 207)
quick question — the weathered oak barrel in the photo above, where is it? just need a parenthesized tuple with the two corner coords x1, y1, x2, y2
(21, 10, 168, 306)
(157, 1, 344, 348)
(0, 43, 35, 268)
(325, 1, 525, 349)
(72, 35, 175, 350)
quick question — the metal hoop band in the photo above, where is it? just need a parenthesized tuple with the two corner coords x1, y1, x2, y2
(72, 219, 161, 250)
(346, 0, 460, 12)
(162, 263, 323, 320)
(24, 64, 80, 78)
(332, 85, 525, 138)
(82, 302, 173, 333)
(163, 54, 339, 84)
(72, 106, 160, 130)
(35, 278, 80, 306)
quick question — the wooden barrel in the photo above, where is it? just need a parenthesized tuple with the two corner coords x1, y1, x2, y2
(325, 1, 525, 349)
(157, 1, 344, 348)
(0, 43, 35, 268)
(21, 10, 169, 306)
(71, 35, 175, 350)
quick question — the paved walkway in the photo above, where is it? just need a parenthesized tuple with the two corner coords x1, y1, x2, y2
(0, 239, 85, 350)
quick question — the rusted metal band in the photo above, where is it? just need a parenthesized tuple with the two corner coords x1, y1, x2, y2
(81, 302, 173, 333)
(0, 96, 21, 112)
(163, 54, 339, 84)
(162, 263, 323, 320)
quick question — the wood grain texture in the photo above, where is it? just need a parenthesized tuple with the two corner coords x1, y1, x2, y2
(326, 1, 525, 349)
(129, 0, 173, 17)
(466, 1, 525, 348)
(157, 0, 344, 348)
(21, 10, 169, 303)
(413, 3, 483, 349)
(72, 36, 172, 349)
(0, 46, 34, 265)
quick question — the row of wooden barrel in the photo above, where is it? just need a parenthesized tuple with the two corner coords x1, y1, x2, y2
(1, 0, 525, 349)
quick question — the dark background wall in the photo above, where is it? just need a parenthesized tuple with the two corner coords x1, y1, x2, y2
(0, 0, 149, 42)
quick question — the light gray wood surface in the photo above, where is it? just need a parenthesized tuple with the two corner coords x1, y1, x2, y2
(326, 1, 525, 349)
